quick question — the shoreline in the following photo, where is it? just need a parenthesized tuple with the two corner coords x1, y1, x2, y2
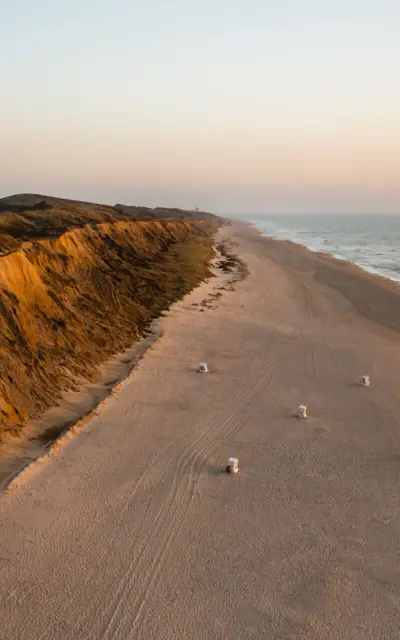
(240, 220, 400, 336)
(247, 219, 400, 285)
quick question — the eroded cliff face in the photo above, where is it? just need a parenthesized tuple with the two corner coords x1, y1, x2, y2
(0, 218, 215, 438)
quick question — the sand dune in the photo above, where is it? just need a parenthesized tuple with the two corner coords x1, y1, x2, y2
(0, 221, 399, 639)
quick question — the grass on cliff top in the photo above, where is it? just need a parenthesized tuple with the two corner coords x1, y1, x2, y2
(0, 193, 221, 253)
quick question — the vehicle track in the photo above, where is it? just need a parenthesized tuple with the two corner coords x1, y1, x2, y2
(301, 283, 315, 320)
(94, 359, 279, 639)
(299, 337, 317, 379)
(374, 399, 400, 455)
(96, 378, 260, 638)
(77, 367, 261, 639)
(129, 365, 280, 638)
(35, 437, 179, 640)
(39, 361, 262, 638)
(296, 283, 318, 380)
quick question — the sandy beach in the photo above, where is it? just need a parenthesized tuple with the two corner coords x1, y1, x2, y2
(1, 220, 399, 639)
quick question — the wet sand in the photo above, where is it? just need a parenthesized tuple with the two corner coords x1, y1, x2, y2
(0, 221, 399, 639)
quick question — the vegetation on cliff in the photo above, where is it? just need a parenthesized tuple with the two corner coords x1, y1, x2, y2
(0, 194, 221, 439)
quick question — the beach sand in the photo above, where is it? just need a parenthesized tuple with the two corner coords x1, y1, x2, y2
(0, 221, 399, 639)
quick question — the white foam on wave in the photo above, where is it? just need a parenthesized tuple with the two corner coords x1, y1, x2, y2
(248, 218, 400, 285)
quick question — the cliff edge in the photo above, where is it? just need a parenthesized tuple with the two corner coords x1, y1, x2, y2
(0, 194, 220, 439)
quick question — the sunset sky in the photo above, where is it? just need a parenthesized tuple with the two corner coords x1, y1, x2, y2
(1, 0, 399, 213)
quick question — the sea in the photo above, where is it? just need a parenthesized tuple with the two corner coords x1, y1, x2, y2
(234, 214, 400, 284)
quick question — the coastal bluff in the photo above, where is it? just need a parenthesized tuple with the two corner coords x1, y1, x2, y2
(0, 193, 221, 439)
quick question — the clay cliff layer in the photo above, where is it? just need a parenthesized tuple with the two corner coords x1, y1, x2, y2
(0, 195, 219, 438)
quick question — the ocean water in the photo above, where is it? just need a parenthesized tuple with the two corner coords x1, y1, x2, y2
(240, 214, 400, 284)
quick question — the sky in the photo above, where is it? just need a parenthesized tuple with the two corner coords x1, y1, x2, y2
(1, 0, 399, 214)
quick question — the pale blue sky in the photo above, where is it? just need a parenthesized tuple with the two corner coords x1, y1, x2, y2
(1, 0, 399, 213)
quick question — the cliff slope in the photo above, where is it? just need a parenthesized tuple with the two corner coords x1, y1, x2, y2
(0, 194, 219, 438)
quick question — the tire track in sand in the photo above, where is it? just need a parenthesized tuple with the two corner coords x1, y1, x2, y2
(102, 360, 280, 640)
(78, 363, 264, 640)
(130, 371, 280, 639)
(34, 438, 180, 640)
(42, 363, 265, 639)
(93, 369, 263, 639)
(298, 283, 317, 380)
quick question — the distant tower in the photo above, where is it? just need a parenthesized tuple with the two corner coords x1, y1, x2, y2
(195, 207, 200, 212)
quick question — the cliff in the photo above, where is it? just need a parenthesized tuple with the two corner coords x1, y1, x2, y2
(0, 194, 220, 439)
